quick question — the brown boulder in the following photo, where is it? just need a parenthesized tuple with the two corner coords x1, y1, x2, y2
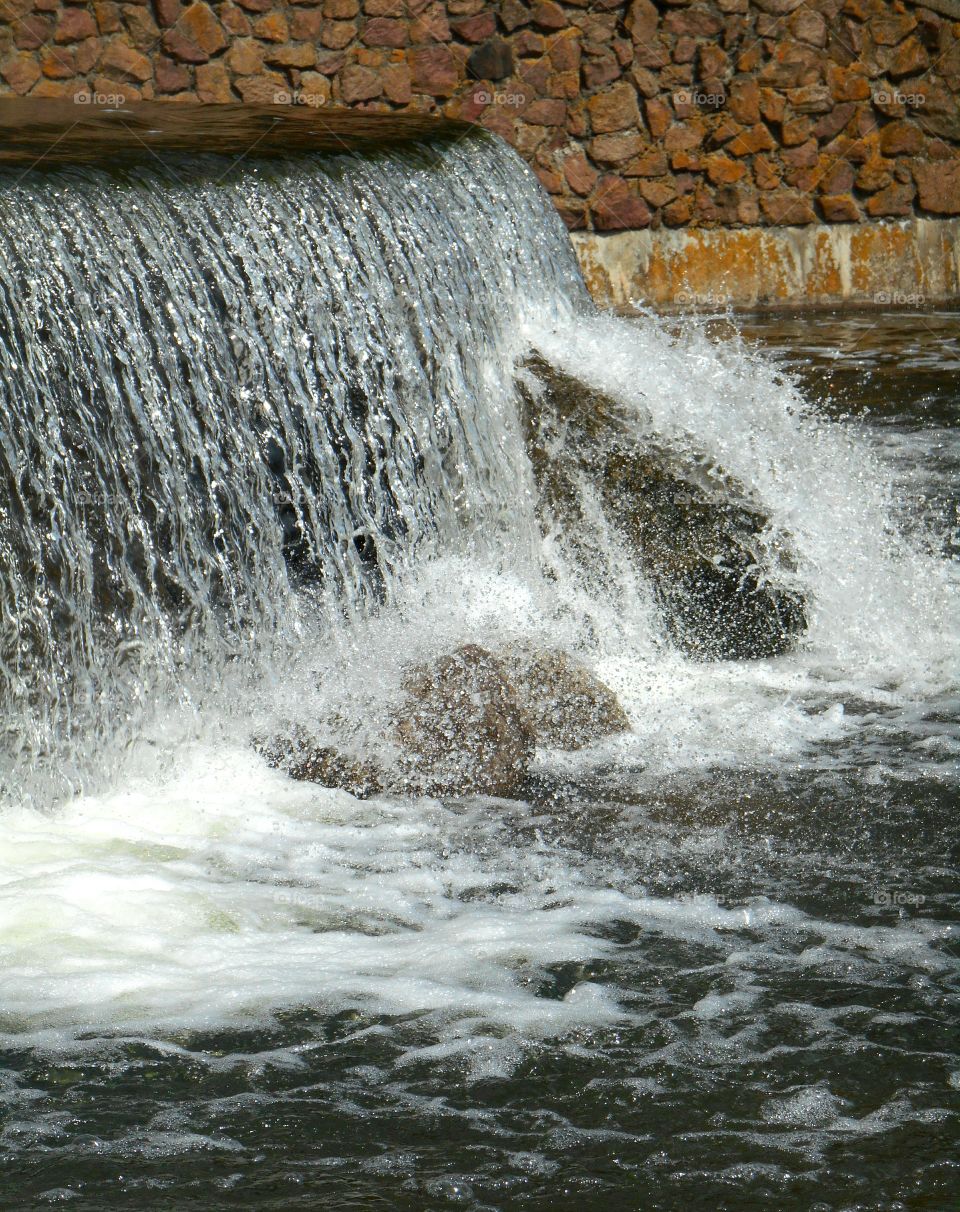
(511, 649, 629, 750)
(393, 645, 535, 797)
(257, 727, 386, 799)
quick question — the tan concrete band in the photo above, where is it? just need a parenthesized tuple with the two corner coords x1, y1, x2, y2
(572, 218, 960, 311)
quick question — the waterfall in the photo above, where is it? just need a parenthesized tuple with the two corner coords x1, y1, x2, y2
(0, 133, 584, 798)
(0, 128, 955, 808)
(0, 123, 956, 1057)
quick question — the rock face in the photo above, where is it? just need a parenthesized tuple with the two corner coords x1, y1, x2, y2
(393, 644, 536, 797)
(258, 644, 630, 799)
(518, 356, 806, 661)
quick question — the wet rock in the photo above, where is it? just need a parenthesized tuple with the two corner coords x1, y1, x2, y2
(510, 648, 629, 749)
(256, 726, 385, 799)
(393, 644, 535, 797)
(517, 355, 806, 661)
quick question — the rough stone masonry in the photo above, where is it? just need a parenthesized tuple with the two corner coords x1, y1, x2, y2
(1, 0, 958, 232)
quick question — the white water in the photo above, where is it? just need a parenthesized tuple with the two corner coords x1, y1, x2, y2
(0, 135, 956, 1063)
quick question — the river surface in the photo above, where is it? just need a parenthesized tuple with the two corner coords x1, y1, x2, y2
(1, 307, 956, 1211)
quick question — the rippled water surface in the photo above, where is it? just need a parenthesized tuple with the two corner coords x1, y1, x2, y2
(1, 307, 956, 1211)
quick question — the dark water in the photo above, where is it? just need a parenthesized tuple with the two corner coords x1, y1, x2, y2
(1, 311, 957, 1211)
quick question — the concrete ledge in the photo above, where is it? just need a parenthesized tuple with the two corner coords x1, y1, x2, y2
(572, 219, 960, 311)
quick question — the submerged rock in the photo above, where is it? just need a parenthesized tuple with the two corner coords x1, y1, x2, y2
(517, 355, 806, 661)
(510, 647, 629, 750)
(256, 727, 386, 799)
(259, 645, 630, 800)
(393, 644, 536, 797)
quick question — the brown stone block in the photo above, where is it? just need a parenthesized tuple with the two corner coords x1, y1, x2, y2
(792, 9, 827, 47)
(754, 154, 781, 189)
(855, 157, 893, 191)
(562, 149, 598, 195)
(819, 193, 861, 221)
(879, 119, 924, 155)
(15, 15, 54, 50)
(869, 13, 917, 46)
(524, 97, 566, 125)
(582, 56, 622, 91)
(100, 38, 153, 80)
(155, 54, 191, 91)
(664, 7, 723, 37)
(625, 148, 668, 176)
(781, 116, 813, 146)
(41, 47, 77, 80)
(664, 119, 704, 151)
(320, 19, 356, 49)
(662, 194, 693, 225)
(885, 37, 929, 79)
(549, 70, 580, 100)
(639, 176, 678, 207)
(179, 2, 227, 54)
(787, 84, 833, 112)
(588, 81, 640, 133)
(783, 137, 819, 167)
(865, 182, 915, 216)
(410, 4, 451, 44)
(761, 189, 816, 225)
(625, 0, 659, 47)
(913, 159, 960, 213)
(55, 8, 98, 42)
(339, 63, 382, 101)
(266, 44, 317, 68)
(95, 3, 124, 35)
(499, 1, 531, 34)
(590, 131, 644, 161)
(827, 63, 871, 101)
(325, 0, 359, 14)
(162, 30, 208, 63)
(812, 101, 856, 142)
(632, 39, 670, 70)
(362, 17, 407, 47)
(452, 12, 496, 43)
(670, 149, 704, 170)
(234, 70, 286, 102)
(592, 175, 652, 229)
(411, 45, 458, 94)
(729, 122, 776, 155)
(532, 2, 566, 31)
(818, 158, 854, 194)
(705, 152, 745, 183)
(726, 75, 760, 124)
(644, 95, 672, 138)
(699, 44, 729, 80)
(196, 60, 233, 102)
(220, 4, 252, 35)
(759, 87, 786, 124)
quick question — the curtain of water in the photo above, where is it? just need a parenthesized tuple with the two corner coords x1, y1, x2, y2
(0, 134, 586, 798)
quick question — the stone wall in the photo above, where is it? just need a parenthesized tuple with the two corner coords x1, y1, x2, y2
(1, 0, 959, 232)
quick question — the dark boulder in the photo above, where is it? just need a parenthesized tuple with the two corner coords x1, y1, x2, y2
(517, 355, 806, 661)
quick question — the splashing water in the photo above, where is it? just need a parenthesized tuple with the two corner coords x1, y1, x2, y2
(0, 131, 957, 1208)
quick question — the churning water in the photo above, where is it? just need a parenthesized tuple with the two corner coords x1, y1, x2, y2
(0, 134, 956, 1209)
